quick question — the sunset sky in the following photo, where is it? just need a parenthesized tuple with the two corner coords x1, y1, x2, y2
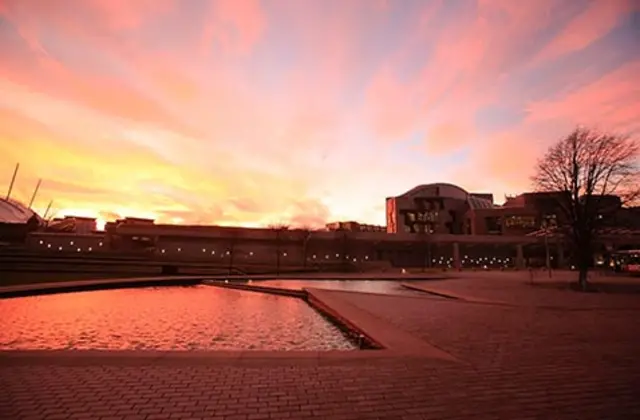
(1, 0, 639, 228)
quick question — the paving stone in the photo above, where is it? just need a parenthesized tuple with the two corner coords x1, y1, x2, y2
(2, 278, 639, 419)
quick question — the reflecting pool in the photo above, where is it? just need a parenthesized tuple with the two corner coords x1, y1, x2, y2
(259, 279, 424, 296)
(0, 286, 356, 351)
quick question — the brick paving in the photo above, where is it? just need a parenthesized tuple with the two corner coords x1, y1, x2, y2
(404, 271, 640, 309)
(2, 275, 640, 419)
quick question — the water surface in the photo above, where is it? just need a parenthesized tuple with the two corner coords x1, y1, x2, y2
(0, 285, 355, 351)
(259, 279, 423, 296)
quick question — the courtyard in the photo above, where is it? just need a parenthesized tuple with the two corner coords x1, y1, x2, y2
(1, 272, 639, 419)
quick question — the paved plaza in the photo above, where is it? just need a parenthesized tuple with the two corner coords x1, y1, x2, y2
(2, 273, 640, 419)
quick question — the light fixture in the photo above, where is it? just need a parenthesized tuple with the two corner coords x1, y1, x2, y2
(77, 248, 81, 252)
(70, 241, 74, 245)
(47, 244, 51, 248)
(39, 240, 43, 244)
(88, 247, 92, 251)
(177, 248, 182, 252)
(98, 242, 103, 246)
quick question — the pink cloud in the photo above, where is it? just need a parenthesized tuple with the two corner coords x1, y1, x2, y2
(1, 0, 637, 225)
(425, 123, 473, 155)
(202, 0, 266, 56)
(363, 0, 564, 147)
(532, 0, 639, 65)
(365, 68, 420, 140)
(526, 60, 640, 133)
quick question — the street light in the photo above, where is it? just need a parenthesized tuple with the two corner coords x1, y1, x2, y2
(541, 215, 556, 278)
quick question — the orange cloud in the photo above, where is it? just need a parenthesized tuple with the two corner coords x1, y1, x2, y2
(0, 0, 637, 226)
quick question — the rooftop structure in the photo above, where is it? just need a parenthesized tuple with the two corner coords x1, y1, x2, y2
(0, 198, 42, 225)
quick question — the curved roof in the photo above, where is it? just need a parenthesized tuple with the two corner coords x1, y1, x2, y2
(399, 183, 468, 199)
(0, 198, 42, 224)
(398, 182, 495, 209)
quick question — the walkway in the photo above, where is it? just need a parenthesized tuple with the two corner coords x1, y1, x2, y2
(2, 274, 640, 419)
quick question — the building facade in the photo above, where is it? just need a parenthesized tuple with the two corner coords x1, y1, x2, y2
(386, 183, 495, 234)
(325, 221, 385, 232)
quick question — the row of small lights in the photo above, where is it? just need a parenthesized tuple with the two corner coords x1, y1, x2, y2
(429, 255, 516, 268)
(159, 248, 371, 261)
(39, 240, 104, 252)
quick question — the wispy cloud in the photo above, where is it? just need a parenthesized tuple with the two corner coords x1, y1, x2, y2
(0, 0, 637, 226)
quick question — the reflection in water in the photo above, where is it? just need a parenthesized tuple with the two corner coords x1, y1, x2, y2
(0, 286, 355, 351)
(260, 280, 421, 296)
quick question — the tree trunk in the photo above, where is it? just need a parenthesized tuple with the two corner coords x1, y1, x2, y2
(576, 245, 591, 291)
(578, 266, 589, 291)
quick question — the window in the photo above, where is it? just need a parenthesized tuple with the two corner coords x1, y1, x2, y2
(504, 216, 536, 229)
(485, 217, 502, 233)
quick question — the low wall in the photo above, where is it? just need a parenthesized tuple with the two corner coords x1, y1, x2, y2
(203, 281, 306, 298)
(0, 276, 207, 299)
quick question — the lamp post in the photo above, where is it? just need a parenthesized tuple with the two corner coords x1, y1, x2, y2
(541, 216, 556, 278)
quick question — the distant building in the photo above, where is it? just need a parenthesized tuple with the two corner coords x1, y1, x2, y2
(385, 182, 638, 238)
(0, 198, 43, 243)
(385, 183, 495, 234)
(325, 221, 386, 232)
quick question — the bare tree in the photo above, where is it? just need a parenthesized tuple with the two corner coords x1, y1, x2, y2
(268, 223, 290, 275)
(532, 127, 640, 290)
(297, 225, 314, 268)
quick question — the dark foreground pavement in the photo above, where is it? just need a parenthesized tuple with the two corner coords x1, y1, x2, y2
(2, 277, 640, 420)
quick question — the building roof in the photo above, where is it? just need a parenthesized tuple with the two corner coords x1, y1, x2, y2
(397, 183, 495, 210)
(0, 198, 42, 224)
(468, 194, 495, 210)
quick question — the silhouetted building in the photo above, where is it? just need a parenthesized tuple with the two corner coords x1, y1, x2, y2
(386, 183, 495, 234)
(325, 221, 385, 232)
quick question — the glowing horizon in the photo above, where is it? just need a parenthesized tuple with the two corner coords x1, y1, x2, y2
(1, 0, 639, 228)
